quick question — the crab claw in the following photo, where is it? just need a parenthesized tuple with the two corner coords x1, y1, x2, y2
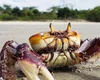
(0, 40, 19, 80)
(76, 38, 100, 63)
(0, 41, 54, 80)
(16, 43, 54, 80)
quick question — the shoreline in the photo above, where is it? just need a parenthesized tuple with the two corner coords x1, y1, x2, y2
(0, 21, 99, 25)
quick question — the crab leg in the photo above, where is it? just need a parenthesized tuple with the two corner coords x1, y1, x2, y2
(0, 65, 2, 79)
(18, 60, 40, 80)
(18, 60, 54, 80)
(39, 66, 54, 80)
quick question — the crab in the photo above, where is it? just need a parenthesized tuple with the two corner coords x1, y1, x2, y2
(29, 23, 100, 67)
(0, 23, 100, 80)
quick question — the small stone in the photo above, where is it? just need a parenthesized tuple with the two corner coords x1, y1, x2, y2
(51, 72, 54, 75)
(89, 68, 92, 71)
(75, 69, 81, 73)
(22, 77, 28, 80)
(0, 77, 4, 80)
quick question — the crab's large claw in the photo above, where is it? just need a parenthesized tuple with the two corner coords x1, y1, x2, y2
(0, 40, 19, 80)
(0, 41, 54, 80)
(16, 43, 54, 80)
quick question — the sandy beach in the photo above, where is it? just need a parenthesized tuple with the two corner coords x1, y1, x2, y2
(0, 21, 100, 80)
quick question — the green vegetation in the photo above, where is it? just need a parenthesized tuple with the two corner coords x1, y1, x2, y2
(0, 4, 100, 22)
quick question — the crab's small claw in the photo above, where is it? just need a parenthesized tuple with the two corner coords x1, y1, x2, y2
(76, 38, 100, 62)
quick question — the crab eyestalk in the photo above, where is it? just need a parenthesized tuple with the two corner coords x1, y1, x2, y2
(66, 22, 71, 33)
(49, 23, 54, 34)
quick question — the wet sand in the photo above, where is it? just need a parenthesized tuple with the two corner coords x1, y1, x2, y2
(0, 21, 100, 80)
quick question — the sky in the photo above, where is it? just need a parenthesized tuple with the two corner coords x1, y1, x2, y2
(0, 0, 100, 11)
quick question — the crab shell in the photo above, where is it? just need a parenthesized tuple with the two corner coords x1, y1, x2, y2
(29, 23, 81, 54)
(29, 23, 81, 67)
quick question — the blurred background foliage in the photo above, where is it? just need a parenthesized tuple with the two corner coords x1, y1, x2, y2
(0, 4, 100, 22)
